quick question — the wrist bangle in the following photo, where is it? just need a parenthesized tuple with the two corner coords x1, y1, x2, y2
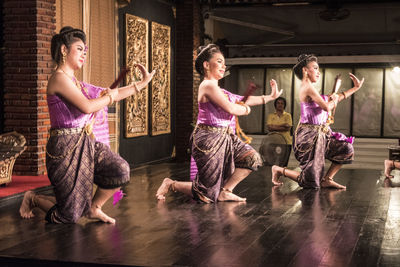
(341, 91, 347, 99)
(245, 104, 251, 115)
(106, 93, 114, 106)
(262, 95, 267, 105)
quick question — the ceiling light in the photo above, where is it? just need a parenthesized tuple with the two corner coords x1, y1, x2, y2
(393, 66, 400, 74)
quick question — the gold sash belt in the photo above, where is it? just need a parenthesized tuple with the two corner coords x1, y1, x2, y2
(298, 123, 330, 135)
(47, 124, 94, 159)
(49, 127, 83, 136)
(196, 124, 233, 134)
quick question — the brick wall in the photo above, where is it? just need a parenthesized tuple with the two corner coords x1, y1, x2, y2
(175, 0, 202, 161)
(0, 1, 3, 134)
(2, 0, 55, 175)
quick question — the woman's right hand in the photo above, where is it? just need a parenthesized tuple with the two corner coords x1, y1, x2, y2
(330, 93, 339, 102)
(329, 93, 339, 107)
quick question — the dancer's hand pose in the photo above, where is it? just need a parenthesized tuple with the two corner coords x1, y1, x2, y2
(244, 79, 283, 106)
(110, 63, 156, 102)
(268, 79, 283, 100)
(335, 73, 364, 103)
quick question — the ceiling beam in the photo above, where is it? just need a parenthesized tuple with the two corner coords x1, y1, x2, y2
(226, 55, 400, 65)
(208, 14, 295, 36)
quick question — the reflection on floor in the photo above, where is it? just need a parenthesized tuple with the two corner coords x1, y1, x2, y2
(0, 163, 399, 267)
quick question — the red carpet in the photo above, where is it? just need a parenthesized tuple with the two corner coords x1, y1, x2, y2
(0, 175, 50, 198)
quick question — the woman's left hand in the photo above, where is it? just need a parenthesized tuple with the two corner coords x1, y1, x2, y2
(135, 63, 156, 85)
(349, 73, 364, 90)
(268, 79, 283, 100)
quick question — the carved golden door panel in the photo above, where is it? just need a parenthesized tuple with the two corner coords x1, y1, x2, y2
(151, 22, 171, 136)
(125, 14, 149, 138)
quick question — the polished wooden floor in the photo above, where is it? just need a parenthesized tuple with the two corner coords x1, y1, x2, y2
(0, 162, 399, 267)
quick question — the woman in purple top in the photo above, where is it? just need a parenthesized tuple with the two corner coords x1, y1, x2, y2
(156, 44, 282, 202)
(271, 54, 364, 189)
(19, 26, 155, 224)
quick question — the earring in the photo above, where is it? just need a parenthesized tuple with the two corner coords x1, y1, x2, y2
(62, 52, 67, 64)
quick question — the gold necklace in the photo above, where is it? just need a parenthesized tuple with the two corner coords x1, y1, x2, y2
(59, 68, 89, 96)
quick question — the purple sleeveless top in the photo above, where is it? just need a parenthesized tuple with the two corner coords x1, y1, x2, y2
(47, 80, 110, 146)
(47, 94, 89, 128)
(196, 88, 243, 128)
(299, 95, 329, 125)
(299, 95, 354, 143)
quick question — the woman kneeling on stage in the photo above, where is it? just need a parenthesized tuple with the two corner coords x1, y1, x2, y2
(156, 44, 282, 203)
(271, 54, 364, 190)
(19, 26, 155, 223)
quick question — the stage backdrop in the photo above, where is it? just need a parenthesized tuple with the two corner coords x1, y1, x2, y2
(118, 0, 175, 167)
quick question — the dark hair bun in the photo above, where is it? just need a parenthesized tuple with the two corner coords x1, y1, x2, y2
(51, 26, 86, 65)
(60, 26, 74, 34)
(194, 44, 221, 75)
(293, 54, 318, 80)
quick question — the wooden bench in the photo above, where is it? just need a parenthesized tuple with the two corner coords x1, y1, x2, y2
(0, 131, 27, 186)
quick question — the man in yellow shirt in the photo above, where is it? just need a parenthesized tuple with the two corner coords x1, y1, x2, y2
(266, 97, 293, 166)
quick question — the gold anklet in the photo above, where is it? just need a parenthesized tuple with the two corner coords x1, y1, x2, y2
(321, 176, 333, 182)
(221, 187, 233, 193)
(171, 181, 177, 192)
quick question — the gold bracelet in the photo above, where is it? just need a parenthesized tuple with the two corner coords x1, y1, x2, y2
(262, 95, 267, 105)
(341, 91, 347, 99)
(245, 104, 251, 115)
(106, 93, 114, 106)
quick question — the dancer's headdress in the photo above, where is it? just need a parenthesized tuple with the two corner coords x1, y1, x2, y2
(195, 44, 221, 75)
(293, 54, 316, 70)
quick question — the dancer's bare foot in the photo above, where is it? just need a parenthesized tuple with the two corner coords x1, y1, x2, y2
(217, 188, 246, 202)
(321, 177, 346, 190)
(156, 178, 174, 200)
(384, 160, 395, 178)
(19, 191, 36, 219)
(87, 206, 116, 224)
(271, 165, 283, 186)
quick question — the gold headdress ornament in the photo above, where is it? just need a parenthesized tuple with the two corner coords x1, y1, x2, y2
(60, 28, 85, 36)
(293, 54, 315, 70)
(197, 44, 216, 58)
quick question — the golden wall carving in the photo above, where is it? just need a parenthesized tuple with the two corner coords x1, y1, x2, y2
(151, 22, 171, 135)
(125, 14, 148, 138)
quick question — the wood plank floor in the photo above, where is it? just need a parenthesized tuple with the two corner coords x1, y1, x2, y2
(0, 162, 399, 267)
